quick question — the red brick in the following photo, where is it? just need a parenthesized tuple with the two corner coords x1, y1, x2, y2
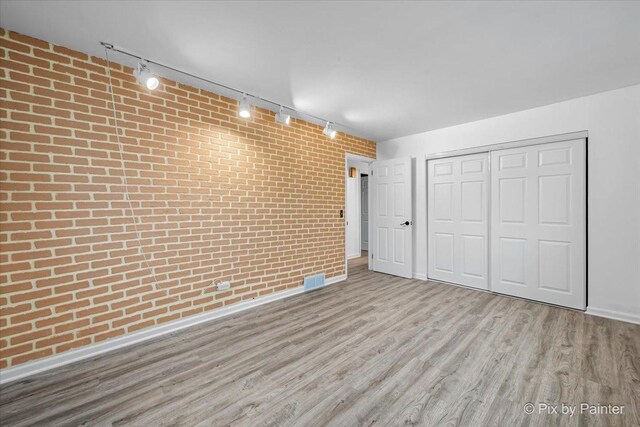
(0, 29, 376, 371)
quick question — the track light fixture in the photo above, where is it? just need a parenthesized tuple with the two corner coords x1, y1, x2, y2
(238, 94, 251, 118)
(275, 106, 291, 125)
(323, 122, 337, 139)
(133, 62, 159, 90)
(102, 42, 351, 138)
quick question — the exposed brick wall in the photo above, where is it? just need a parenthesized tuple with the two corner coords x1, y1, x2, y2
(0, 29, 376, 369)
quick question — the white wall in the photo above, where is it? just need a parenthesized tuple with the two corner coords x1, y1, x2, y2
(377, 85, 640, 323)
(349, 160, 370, 175)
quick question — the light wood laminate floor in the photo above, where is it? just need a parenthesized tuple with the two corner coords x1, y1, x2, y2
(1, 256, 639, 426)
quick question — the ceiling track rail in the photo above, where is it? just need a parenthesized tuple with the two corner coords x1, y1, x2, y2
(99, 41, 358, 138)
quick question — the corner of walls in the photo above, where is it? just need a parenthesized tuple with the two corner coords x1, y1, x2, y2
(377, 85, 640, 318)
(586, 307, 640, 325)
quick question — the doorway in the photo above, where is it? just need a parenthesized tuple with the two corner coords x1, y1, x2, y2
(361, 174, 369, 253)
(345, 153, 374, 278)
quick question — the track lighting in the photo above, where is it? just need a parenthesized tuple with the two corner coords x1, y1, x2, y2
(133, 62, 159, 90)
(103, 43, 350, 135)
(275, 106, 291, 125)
(238, 94, 251, 118)
(323, 122, 337, 139)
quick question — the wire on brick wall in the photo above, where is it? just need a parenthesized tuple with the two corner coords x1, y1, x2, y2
(103, 45, 180, 302)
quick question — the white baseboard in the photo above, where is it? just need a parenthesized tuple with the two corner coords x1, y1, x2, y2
(0, 274, 347, 385)
(412, 273, 428, 281)
(324, 274, 347, 287)
(586, 307, 640, 325)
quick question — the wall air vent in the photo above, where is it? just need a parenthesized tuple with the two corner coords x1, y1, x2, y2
(303, 273, 326, 291)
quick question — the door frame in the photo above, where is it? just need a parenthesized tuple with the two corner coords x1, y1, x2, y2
(346, 169, 362, 260)
(424, 130, 589, 309)
(345, 153, 375, 278)
(360, 174, 369, 252)
(426, 131, 587, 160)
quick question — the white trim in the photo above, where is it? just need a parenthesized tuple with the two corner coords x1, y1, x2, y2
(325, 274, 347, 285)
(346, 153, 377, 163)
(586, 307, 640, 325)
(417, 278, 639, 325)
(0, 274, 347, 385)
(345, 168, 362, 260)
(425, 130, 588, 160)
(360, 175, 369, 252)
(413, 272, 428, 281)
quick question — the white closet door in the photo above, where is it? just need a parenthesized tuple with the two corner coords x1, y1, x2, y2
(490, 139, 586, 309)
(428, 153, 489, 289)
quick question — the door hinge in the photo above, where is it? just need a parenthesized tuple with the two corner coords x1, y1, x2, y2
(371, 252, 373, 259)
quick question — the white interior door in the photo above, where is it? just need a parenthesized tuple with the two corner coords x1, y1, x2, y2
(346, 173, 361, 259)
(361, 176, 369, 251)
(370, 157, 413, 278)
(491, 139, 586, 309)
(428, 153, 489, 289)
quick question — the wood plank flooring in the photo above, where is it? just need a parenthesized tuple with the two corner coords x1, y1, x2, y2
(1, 256, 639, 426)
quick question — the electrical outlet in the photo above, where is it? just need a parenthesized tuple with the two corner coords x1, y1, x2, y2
(217, 281, 230, 291)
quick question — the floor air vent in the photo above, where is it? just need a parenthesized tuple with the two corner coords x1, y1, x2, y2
(304, 273, 326, 291)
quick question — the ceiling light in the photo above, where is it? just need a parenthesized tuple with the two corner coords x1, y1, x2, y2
(238, 94, 251, 118)
(133, 62, 159, 90)
(275, 106, 291, 125)
(323, 122, 337, 139)
(104, 43, 350, 141)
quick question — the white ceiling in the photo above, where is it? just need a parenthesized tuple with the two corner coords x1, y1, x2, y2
(1, 1, 639, 141)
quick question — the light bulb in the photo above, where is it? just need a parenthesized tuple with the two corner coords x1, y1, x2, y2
(133, 62, 159, 91)
(275, 106, 290, 125)
(323, 122, 337, 139)
(238, 94, 251, 118)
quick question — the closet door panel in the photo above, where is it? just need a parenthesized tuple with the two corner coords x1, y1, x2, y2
(428, 153, 489, 290)
(490, 139, 586, 309)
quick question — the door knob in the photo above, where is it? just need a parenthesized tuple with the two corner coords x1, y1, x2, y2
(401, 220, 411, 226)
